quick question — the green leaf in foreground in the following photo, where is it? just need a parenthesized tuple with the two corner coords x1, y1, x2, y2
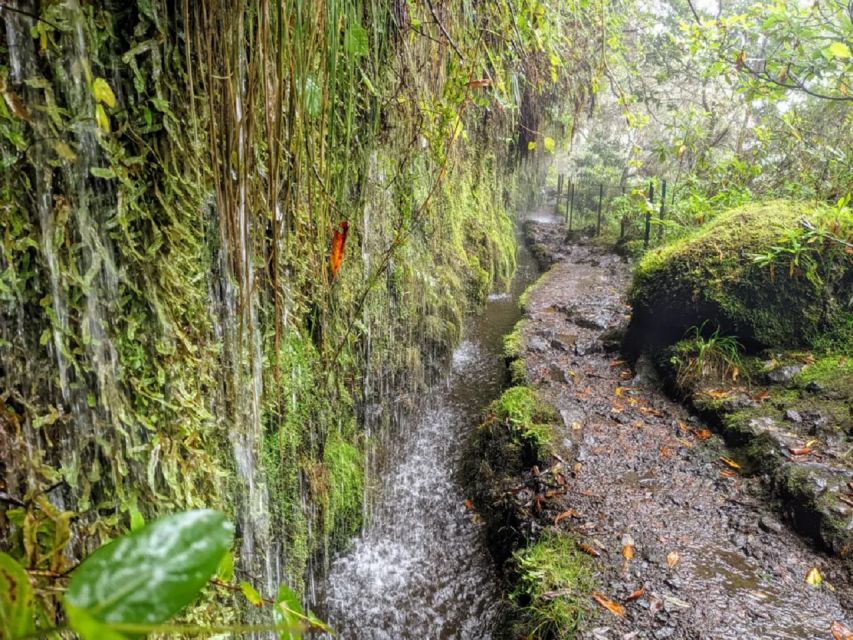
(64, 509, 233, 637)
(0, 552, 35, 640)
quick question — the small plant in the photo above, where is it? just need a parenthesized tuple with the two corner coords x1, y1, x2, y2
(509, 533, 596, 638)
(671, 323, 744, 388)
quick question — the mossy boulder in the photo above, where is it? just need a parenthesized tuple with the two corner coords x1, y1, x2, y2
(627, 201, 852, 353)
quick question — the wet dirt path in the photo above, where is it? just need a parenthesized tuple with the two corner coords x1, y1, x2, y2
(521, 218, 852, 640)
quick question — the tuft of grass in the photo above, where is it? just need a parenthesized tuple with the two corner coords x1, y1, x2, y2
(671, 323, 744, 388)
(493, 386, 556, 450)
(510, 533, 596, 639)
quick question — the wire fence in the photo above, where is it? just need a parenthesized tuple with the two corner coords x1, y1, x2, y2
(554, 174, 673, 249)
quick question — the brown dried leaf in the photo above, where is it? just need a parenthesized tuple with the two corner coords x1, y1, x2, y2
(554, 509, 577, 525)
(831, 620, 853, 640)
(578, 542, 601, 558)
(788, 447, 812, 456)
(692, 429, 712, 441)
(753, 390, 771, 404)
(720, 456, 741, 470)
(666, 551, 680, 568)
(592, 592, 625, 617)
(626, 586, 646, 602)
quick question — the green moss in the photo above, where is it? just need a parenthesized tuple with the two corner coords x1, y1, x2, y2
(323, 431, 364, 548)
(630, 201, 852, 350)
(504, 320, 527, 359)
(492, 386, 557, 450)
(508, 533, 596, 639)
(794, 355, 853, 391)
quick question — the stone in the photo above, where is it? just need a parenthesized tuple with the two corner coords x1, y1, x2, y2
(784, 409, 803, 423)
(759, 515, 783, 534)
(766, 364, 803, 383)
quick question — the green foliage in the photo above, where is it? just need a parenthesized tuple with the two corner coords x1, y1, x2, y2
(509, 533, 596, 639)
(631, 201, 852, 350)
(671, 324, 744, 388)
(64, 510, 233, 635)
(492, 386, 556, 450)
(0, 553, 35, 640)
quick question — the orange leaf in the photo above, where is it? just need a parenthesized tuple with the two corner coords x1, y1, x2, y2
(666, 551, 680, 568)
(720, 456, 741, 470)
(692, 428, 712, 441)
(463, 499, 473, 510)
(577, 542, 601, 558)
(466, 78, 492, 89)
(831, 621, 853, 640)
(554, 509, 577, 525)
(720, 469, 737, 479)
(788, 447, 812, 456)
(626, 586, 645, 602)
(329, 220, 349, 280)
(592, 592, 625, 617)
(753, 390, 770, 404)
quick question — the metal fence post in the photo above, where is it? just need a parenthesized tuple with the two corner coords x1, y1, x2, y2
(658, 179, 667, 241)
(596, 183, 603, 236)
(644, 180, 654, 249)
(568, 181, 575, 232)
(565, 180, 571, 223)
(556, 174, 563, 214)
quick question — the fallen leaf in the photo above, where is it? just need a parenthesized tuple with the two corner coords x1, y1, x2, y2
(614, 387, 623, 397)
(659, 446, 672, 458)
(578, 542, 601, 558)
(463, 499, 473, 510)
(554, 509, 577, 525)
(788, 447, 812, 456)
(831, 620, 853, 640)
(466, 78, 492, 88)
(720, 469, 737, 479)
(329, 220, 349, 280)
(692, 428, 712, 441)
(622, 534, 635, 560)
(626, 586, 645, 601)
(720, 456, 741, 470)
(666, 551, 680, 568)
(610, 360, 627, 368)
(592, 592, 625, 617)
(838, 495, 853, 508)
(753, 390, 771, 404)
(805, 567, 822, 587)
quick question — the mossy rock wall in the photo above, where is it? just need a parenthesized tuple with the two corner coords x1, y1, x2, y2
(627, 201, 852, 353)
(0, 0, 599, 624)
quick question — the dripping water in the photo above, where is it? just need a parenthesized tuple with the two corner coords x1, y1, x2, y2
(320, 218, 541, 639)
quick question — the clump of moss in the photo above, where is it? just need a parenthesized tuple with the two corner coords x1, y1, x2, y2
(628, 201, 852, 353)
(507, 533, 596, 639)
(323, 432, 364, 549)
(504, 320, 526, 360)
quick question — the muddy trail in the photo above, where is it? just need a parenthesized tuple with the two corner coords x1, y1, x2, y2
(518, 215, 852, 639)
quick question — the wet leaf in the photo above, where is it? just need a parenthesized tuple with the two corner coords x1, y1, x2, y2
(577, 542, 601, 558)
(466, 79, 492, 89)
(622, 534, 635, 560)
(463, 499, 473, 510)
(95, 103, 110, 133)
(666, 551, 680, 568)
(64, 510, 233, 635)
(788, 447, 812, 456)
(274, 583, 305, 639)
(805, 567, 822, 587)
(831, 620, 853, 640)
(553, 509, 576, 525)
(543, 137, 556, 153)
(0, 552, 35, 640)
(241, 581, 264, 607)
(692, 429, 712, 441)
(720, 469, 737, 479)
(329, 221, 349, 281)
(720, 456, 741, 470)
(53, 141, 77, 162)
(92, 77, 116, 109)
(592, 592, 625, 617)
(614, 386, 623, 397)
(626, 586, 645, 601)
(753, 390, 771, 404)
(3, 90, 28, 120)
(216, 551, 234, 582)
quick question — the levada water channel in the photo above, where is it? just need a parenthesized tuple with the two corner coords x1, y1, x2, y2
(319, 214, 545, 638)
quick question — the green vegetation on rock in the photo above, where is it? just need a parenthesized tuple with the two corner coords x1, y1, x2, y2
(629, 201, 852, 352)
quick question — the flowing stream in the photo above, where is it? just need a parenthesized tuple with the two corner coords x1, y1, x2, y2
(320, 219, 541, 639)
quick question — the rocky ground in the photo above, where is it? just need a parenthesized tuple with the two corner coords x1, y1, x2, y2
(512, 215, 852, 640)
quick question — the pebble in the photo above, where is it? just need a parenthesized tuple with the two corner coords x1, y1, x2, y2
(759, 515, 783, 534)
(784, 409, 802, 423)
